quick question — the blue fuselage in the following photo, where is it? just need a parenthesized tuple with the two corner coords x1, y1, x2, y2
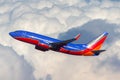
(9, 30, 86, 51)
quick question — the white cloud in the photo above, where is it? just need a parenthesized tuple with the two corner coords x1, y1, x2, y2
(0, 0, 120, 80)
(29, 0, 53, 9)
(0, 14, 9, 25)
(0, 44, 35, 80)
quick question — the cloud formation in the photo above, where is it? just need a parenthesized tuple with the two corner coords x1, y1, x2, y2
(0, 0, 120, 80)
(0, 44, 35, 80)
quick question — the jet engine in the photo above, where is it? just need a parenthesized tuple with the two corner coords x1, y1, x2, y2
(35, 44, 49, 51)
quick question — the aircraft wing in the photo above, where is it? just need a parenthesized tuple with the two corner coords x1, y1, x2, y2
(49, 34, 80, 50)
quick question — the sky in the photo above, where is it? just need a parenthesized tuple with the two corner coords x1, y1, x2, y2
(0, 0, 120, 80)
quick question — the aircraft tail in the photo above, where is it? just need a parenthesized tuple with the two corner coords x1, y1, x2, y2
(87, 32, 108, 51)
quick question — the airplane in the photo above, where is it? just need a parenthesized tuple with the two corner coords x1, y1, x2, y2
(9, 30, 108, 56)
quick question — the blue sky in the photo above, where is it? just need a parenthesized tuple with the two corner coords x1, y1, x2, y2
(0, 0, 120, 80)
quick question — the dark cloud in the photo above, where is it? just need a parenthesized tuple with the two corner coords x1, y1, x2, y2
(111, 0, 120, 2)
(45, 74, 52, 80)
(38, 74, 52, 80)
(58, 19, 119, 45)
(58, 19, 120, 74)
(99, 55, 120, 73)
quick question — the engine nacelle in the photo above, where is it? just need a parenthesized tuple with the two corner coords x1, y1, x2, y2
(35, 44, 49, 51)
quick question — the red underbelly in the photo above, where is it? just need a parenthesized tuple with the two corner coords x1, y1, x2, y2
(15, 37, 39, 45)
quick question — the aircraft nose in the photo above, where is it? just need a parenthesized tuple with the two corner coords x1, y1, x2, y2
(9, 32, 19, 38)
(9, 31, 25, 38)
(9, 32, 16, 37)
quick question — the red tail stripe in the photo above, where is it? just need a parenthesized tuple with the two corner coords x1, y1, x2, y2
(89, 36, 107, 49)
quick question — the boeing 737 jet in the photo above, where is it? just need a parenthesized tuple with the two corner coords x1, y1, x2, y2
(9, 30, 108, 56)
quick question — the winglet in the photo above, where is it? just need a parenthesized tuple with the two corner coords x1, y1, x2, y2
(75, 34, 80, 40)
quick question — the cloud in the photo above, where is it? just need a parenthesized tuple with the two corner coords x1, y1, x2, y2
(58, 19, 120, 80)
(58, 19, 120, 44)
(0, 0, 120, 80)
(0, 44, 35, 80)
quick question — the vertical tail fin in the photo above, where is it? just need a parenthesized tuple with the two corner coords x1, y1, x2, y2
(87, 32, 108, 51)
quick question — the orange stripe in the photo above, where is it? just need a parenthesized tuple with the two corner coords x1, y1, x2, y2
(93, 44, 102, 50)
(91, 36, 107, 49)
(83, 52, 94, 56)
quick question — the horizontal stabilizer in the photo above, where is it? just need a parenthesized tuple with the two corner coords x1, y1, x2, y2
(92, 50, 106, 56)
